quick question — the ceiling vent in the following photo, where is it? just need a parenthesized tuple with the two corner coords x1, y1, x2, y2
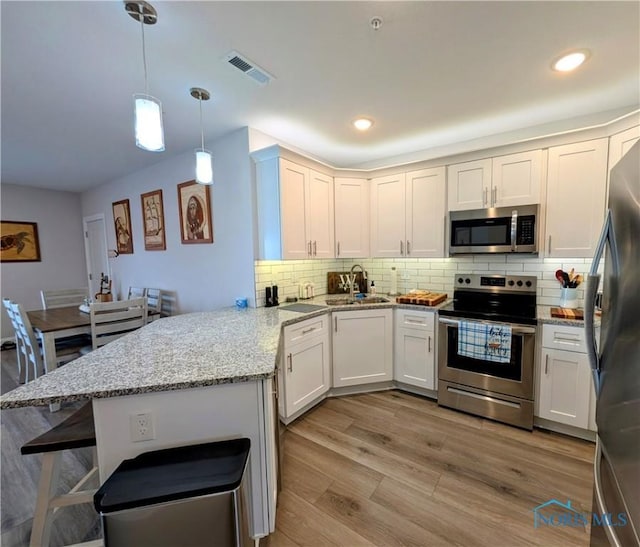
(224, 51, 275, 86)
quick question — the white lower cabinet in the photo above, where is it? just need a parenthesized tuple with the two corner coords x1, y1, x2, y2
(332, 308, 393, 387)
(537, 324, 594, 430)
(280, 315, 331, 420)
(394, 309, 436, 390)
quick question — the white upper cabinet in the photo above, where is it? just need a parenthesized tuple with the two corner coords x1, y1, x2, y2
(447, 158, 491, 211)
(545, 138, 608, 258)
(371, 167, 446, 258)
(448, 150, 542, 211)
(334, 178, 369, 258)
(608, 125, 640, 171)
(491, 150, 542, 207)
(255, 154, 334, 260)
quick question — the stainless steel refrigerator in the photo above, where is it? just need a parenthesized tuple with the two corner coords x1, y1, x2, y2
(586, 140, 640, 547)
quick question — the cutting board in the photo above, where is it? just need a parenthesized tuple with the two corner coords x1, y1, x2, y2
(395, 292, 447, 307)
(327, 272, 367, 295)
(550, 307, 584, 320)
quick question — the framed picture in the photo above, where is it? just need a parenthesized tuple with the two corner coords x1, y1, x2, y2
(177, 180, 213, 244)
(141, 189, 166, 251)
(112, 199, 134, 254)
(0, 221, 41, 262)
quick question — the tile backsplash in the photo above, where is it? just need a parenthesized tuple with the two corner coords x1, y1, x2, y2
(254, 256, 603, 308)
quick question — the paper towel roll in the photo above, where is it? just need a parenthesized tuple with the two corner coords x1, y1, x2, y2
(389, 267, 398, 296)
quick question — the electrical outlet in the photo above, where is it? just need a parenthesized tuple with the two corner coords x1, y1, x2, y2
(129, 412, 156, 442)
(401, 270, 410, 280)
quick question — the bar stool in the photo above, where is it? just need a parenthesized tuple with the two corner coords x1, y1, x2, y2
(21, 403, 99, 547)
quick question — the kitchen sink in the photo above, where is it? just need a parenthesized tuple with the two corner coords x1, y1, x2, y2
(325, 296, 390, 305)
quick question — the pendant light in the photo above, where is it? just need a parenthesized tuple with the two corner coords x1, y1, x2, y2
(125, 1, 165, 152)
(190, 87, 213, 185)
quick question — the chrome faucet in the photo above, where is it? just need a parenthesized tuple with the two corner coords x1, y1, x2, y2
(349, 264, 366, 300)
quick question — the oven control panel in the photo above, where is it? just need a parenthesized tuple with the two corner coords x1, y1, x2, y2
(454, 273, 536, 293)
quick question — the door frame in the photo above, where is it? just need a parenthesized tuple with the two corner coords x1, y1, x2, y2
(83, 213, 110, 299)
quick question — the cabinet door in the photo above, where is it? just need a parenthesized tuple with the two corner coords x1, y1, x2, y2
(283, 335, 330, 417)
(447, 159, 491, 211)
(279, 159, 310, 260)
(492, 150, 542, 207)
(334, 177, 369, 258)
(405, 167, 446, 258)
(370, 173, 406, 257)
(538, 348, 591, 429)
(395, 327, 435, 390)
(545, 139, 608, 257)
(307, 169, 335, 259)
(608, 125, 640, 171)
(332, 309, 393, 387)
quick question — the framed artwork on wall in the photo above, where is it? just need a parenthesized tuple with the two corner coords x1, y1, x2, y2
(177, 180, 213, 244)
(0, 220, 41, 262)
(112, 199, 134, 254)
(141, 189, 166, 251)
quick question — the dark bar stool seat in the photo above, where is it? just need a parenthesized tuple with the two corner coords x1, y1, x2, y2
(21, 402, 100, 547)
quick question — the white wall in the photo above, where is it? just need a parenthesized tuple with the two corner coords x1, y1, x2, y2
(1, 185, 87, 340)
(80, 128, 257, 313)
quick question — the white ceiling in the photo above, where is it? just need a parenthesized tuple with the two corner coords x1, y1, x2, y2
(2, 1, 639, 192)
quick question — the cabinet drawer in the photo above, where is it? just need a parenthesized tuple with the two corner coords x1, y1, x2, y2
(284, 314, 328, 345)
(395, 309, 435, 331)
(542, 324, 587, 353)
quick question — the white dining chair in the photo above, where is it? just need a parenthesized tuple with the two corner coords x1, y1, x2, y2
(127, 286, 147, 299)
(3, 298, 27, 383)
(40, 288, 90, 310)
(89, 297, 147, 350)
(10, 302, 89, 379)
(145, 288, 164, 321)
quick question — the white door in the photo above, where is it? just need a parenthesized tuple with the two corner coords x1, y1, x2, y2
(307, 169, 335, 259)
(405, 167, 446, 257)
(370, 173, 406, 257)
(83, 214, 109, 300)
(447, 159, 491, 211)
(492, 150, 542, 207)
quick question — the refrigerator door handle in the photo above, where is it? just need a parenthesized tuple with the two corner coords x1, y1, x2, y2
(585, 273, 601, 394)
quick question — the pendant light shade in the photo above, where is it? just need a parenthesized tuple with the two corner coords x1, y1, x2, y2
(195, 149, 213, 184)
(190, 87, 213, 185)
(134, 93, 165, 151)
(126, 2, 164, 152)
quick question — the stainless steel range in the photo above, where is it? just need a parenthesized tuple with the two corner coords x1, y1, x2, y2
(437, 273, 537, 429)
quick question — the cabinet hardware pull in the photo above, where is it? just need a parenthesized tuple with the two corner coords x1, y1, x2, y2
(545, 354, 549, 375)
(406, 240, 411, 255)
(337, 241, 340, 256)
(548, 235, 552, 255)
(483, 188, 488, 206)
(334, 317, 338, 332)
(493, 186, 497, 205)
(428, 335, 432, 352)
(400, 240, 404, 255)
(301, 327, 315, 335)
(555, 335, 580, 342)
(406, 319, 424, 324)
(287, 353, 293, 372)
(308, 241, 312, 256)
(313, 240, 317, 256)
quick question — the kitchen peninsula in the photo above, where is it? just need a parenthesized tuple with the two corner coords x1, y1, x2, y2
(0, 307, 311, 537)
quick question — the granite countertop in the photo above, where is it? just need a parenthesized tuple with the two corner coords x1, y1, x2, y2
(7, 296, 583, 409)
(537, 306, 601, 327)
(1, 307, 311, 409)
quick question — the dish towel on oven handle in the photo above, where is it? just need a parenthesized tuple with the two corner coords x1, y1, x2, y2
(457, 321, 512, 364)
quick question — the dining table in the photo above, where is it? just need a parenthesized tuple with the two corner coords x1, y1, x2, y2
(27, 305, 92, 411)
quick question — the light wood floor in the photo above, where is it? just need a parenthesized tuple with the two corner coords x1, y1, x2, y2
(2, 348, 595, 546)
(265, 392, 595, 547)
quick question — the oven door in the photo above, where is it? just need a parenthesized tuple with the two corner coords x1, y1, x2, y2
(437, 317, 536, 400)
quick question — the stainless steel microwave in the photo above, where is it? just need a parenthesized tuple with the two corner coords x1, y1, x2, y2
(449, 205, 538, 255)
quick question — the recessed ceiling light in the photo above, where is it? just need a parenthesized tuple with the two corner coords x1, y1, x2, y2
(353, 118, 374, 131)
(552, 50, 590, 72)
